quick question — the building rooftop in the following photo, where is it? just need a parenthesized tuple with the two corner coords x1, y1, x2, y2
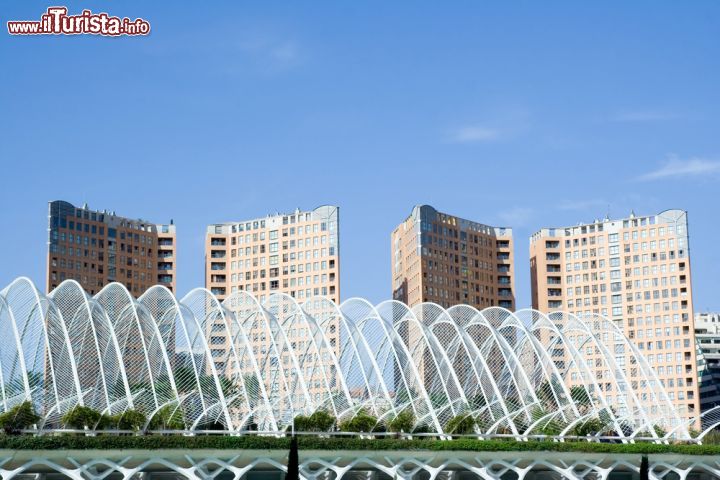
(530, 208, 687, 242)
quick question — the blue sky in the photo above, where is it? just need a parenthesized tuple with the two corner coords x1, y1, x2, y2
(1, 1, 719, 310)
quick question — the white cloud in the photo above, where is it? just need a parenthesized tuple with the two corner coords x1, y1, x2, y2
(269, 41, 299, 64)
(611, 110, 678, 123)
(448, 125, 502, 143)
(237, 37, 303, 71)
(557, 199, 609, 211)
(497, 207, 533, 227)
(639, 156, 720, 181)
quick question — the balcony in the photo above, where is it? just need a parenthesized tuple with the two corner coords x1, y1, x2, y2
(498, 276, 511, 285)
(158, 274, 173, 283)
(210, 250, 226, 258)
(497, 253, 510, 261)
(545, 241, 560, 248)
(158, 239, 173, 247)
(157, 262, 173, 271)
(547, 277, 561, 285)
(546, 253, 560, 261)
(546, 265, 561, 272)
(210, 263, 226, 271)
(547, 288, 562, 297)
(210, 238, 226, 246)
(498, 288, 512, 297)
(497, 265, 510, 273)
(210, 287, 226, 296)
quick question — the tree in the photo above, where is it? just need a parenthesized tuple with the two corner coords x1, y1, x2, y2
(243, 374, 261, 407)
(569, 386, 592, 413)
(388, 409, 415, 433)
(105, 409, 147, 431)
(640, 455, 649, 480)
(653, 425, 667, 439)
(292, 410, 336, 432)
(286, 435, 299, 480)
(702, 429, 720, 444)
(469, 392, 487, 410)
(445, 414, 476, 435)
(571, 417, 603, 437)
(148, 405, 185, 431)
(62, 406, 103, 430)
(0, 401, 40, 434)
(339, 410, 378, 433)
(307, 410, 335, 431)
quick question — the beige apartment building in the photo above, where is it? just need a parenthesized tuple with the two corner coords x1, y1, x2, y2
(205, 206, 340, 304)
(392, 205, 515, 310)
(47, 200, 176, 296)
(530, 209, 699, 425)
(204, 206, 341, 418)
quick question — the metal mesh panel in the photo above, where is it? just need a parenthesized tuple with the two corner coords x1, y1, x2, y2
(0, 277, 696, 440)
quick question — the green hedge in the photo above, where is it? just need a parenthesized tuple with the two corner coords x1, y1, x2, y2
(0, 436, 719, 455)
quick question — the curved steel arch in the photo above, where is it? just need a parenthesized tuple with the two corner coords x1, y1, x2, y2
(0, 277, 699, 440)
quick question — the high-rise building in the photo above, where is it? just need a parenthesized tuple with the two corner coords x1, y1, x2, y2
(530, 209, 699, 424)
(695, 312, 720, 413)
(47, 200, 176, 296)
(205, 206, 341, 417)
(205, 206, 340, 304)
(391, 205, 515, 310)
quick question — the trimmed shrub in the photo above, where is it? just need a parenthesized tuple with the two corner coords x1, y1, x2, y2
(0, 402, 40, 434)
(0, 436, 718, 455)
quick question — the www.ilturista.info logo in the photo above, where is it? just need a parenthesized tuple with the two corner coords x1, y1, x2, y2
(7, 7, 150, 36)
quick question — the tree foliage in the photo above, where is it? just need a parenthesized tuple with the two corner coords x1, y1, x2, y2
(104, 409, 147, 431)
(148, 405, 185, 431)
(62, 406, 103, 430)
(569, 386, 591, 407)
(293, 410, 336, 432)
(571, 417, 604, 437)
(339, 410, 378, 433)
(702, 429, 720, 444)
(0, 402, 39, 434)
(388, 409, 415, 433)
(445, 414, 477, 435)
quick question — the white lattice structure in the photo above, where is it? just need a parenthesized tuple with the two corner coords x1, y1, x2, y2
(1, 276, 718, 441)
(1, 448, 720, 480)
